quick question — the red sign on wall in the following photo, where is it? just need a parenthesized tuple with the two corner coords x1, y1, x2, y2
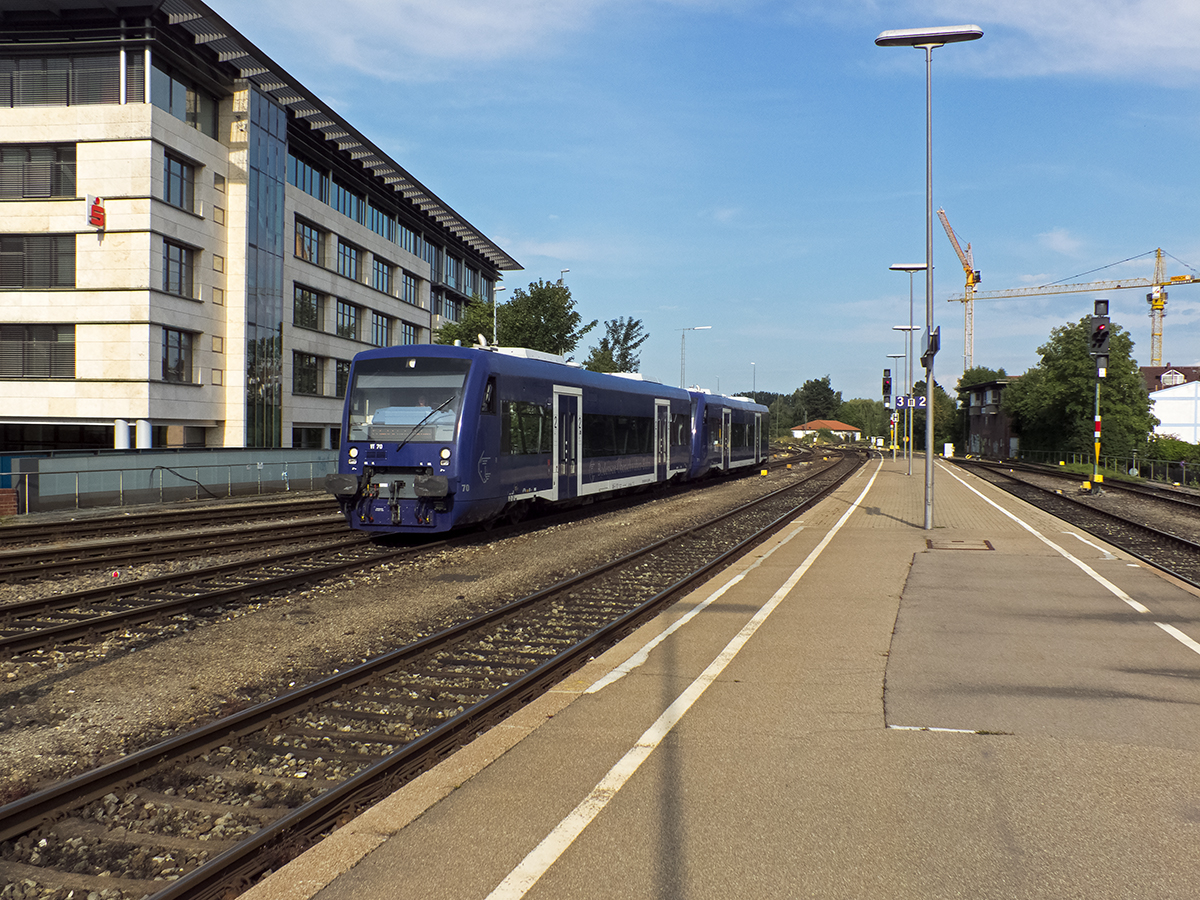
(87, 195, 106, 229)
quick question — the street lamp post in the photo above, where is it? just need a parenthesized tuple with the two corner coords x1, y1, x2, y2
(876, 24, 982, 530)
(680, 326, 711, 388)
(888, 353, 905, 460)
(751, 362, 756, 396)
(493, 285, 506, 346)
(559, 268, 570, 283)
(890, 262, 927, 478)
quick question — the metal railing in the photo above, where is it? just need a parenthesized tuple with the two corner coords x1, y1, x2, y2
(1015, 448, 1195, 487)
(0, 450, 338, 515)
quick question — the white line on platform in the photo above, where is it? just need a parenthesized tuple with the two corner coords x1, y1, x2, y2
(586, 527, 805, 694)
(1062, 531, 1117, 559)
(484, 458, 884, 900)
(940, 462, 1200, 661)
(888, 725, 980, 734)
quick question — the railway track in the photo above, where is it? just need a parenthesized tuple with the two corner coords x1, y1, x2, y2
(0, 515, 349, 583)
(958, 457, 1200, 512)
(955, 460, 1200, 585)
(0, 496, 338, 547)
(1, 454, 819, 659)
(0, 451, 864, 900)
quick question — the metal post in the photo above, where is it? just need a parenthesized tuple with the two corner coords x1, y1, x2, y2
(923, 43, 935, 530)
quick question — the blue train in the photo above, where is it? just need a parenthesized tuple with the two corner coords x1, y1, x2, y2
(325, 344, 769, 534)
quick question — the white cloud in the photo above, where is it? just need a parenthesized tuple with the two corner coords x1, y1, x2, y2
(903, 0, 1200, 83)
(1037, 227, 1084, 256)
(232, 0, 614, 80)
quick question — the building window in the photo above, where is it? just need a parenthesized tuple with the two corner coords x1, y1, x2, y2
(443, 254, 460, 291)
(0, 324, 75, 378)
(336, 299, 359, 340)
(337, 240, 360, 281)
(287, 151, 329, 203)
(150, 63, 217, 138)
(292, 427, 325, 449)
(401, 271, 419, 307)
(399, 224, 417, 255)
(295, 219, 323, 265)
(0, 234, 75, 288)
(336, 359, 351, 398)
(331, 178, 364, 223)
(163, 154, 195, 211)
(372, 258, 393, 294)
(371, 312, 391, 347)
(0, 145, 76, 199)
(162, 328, 194, 383)
(398, 321, 417, 346)
(367, 201, 395, 241)
(0, 55, 122, 107)
(162, 241, 194, 298)
(292, 351, 322, 395)
(293, 285, 324, 330)
(433, 291, 462, 322)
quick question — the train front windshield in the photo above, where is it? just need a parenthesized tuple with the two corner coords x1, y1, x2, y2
(347, 356, 472, 443)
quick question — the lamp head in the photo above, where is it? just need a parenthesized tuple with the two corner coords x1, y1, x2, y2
(889, 263, 928, 272)
(875, 25, 983, 47)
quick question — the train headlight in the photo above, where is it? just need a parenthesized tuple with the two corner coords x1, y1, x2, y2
(348, 447, 358, 459)
(439, 447, 452, 461)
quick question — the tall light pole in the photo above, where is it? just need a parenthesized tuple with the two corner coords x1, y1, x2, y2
(890, 263, 927, 477)
(888, 353, 905, 460)
(876, 24, 982, 530)
(493, 285, 506, 346)
(751, 362, 756, 396)
(680, 326, 711, 388)
(559, 268, 570, 283)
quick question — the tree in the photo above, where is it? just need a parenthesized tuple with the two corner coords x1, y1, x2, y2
(584, 317, 649, 373)
(797, 376, 842, 421)
(501, 279, 597, 358)
(1001, 316, 1155, 457)
(434, 297, 497, 347)
(837, 398, 888, 439)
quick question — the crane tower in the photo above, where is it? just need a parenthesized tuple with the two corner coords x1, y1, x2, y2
(936, 209, 981, 370)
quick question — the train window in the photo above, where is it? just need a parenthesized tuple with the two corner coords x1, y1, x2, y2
(481, 376, 497, 414)
(582, 413, 653, 457)
(346, 356, 470, 442)
(501, 400, 551, 455)
(670, 413, 689, 447)
(731, 423, 747, 447)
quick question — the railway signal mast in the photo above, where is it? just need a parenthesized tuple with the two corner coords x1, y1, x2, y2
(937, 208, 980, 370)
(946, 248, 1199, 366)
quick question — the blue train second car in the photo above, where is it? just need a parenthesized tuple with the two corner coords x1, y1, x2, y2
(326, 344, 769, 535)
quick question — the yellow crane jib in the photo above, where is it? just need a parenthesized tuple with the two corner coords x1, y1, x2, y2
(937, 208, 980, 369)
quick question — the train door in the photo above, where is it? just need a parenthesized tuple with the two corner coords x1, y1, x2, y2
(554, 387, 581, 500)
(655, 400, 670, 480)
(721, 407, 732, 470)
(754, 413, 762, 464)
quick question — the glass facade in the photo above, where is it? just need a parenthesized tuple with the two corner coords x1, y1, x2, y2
(244, 89, 286, 448)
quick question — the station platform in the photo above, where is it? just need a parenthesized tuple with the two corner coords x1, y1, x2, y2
(245, 454, 1200, 900)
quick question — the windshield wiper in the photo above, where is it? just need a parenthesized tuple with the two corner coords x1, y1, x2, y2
(394, 396, 454, 455)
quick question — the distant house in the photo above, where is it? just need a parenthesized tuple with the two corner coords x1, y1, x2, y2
(962, 379, 1018, 458)
(1141, 365, 1200, 394)
(790, 420, 862, 442)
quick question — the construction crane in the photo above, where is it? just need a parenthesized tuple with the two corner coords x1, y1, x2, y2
(945, 249, 1200, 366)
(937, 208, 981, 370)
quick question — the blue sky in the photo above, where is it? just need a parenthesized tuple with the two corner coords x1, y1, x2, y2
(216, 0, 1200, 403)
